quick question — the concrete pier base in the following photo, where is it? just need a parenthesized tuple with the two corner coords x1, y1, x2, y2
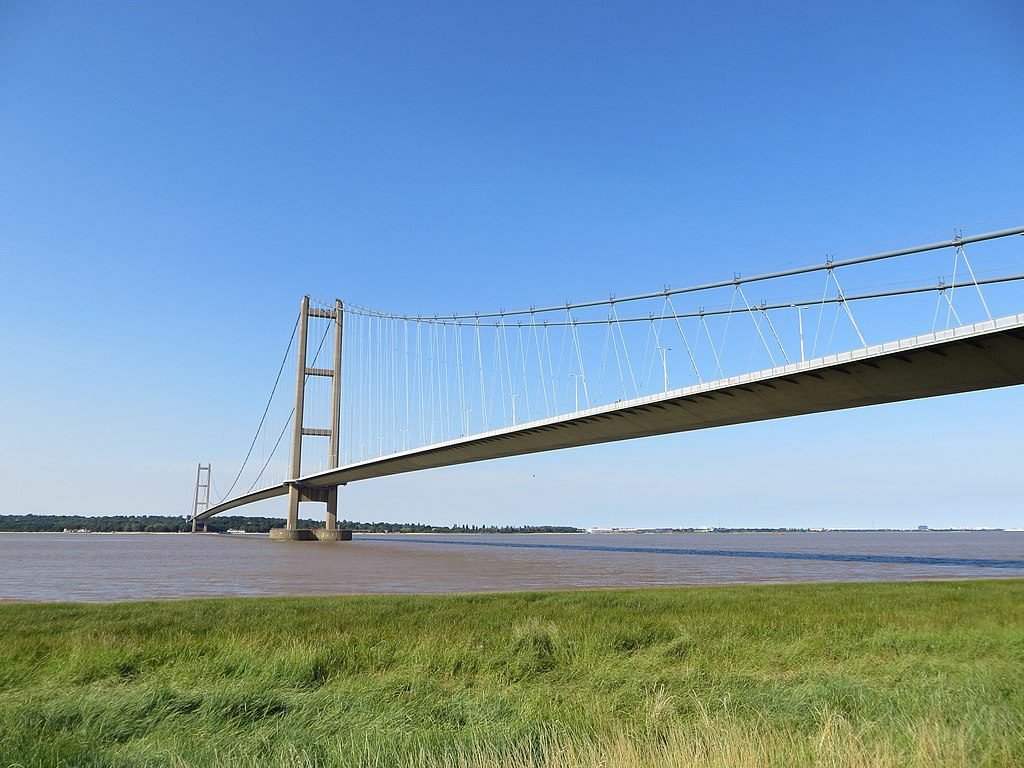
(269, 528, 318, 541)
(315, 528, 353, 542)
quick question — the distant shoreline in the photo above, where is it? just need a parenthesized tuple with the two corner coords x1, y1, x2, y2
(0, 514, 583, 535)
(2, 528, 1021, 536)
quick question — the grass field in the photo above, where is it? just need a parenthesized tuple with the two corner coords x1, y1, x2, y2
(1, 580, 1022, 767)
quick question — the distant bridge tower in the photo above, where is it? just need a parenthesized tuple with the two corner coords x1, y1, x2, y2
(272, 296, 351, 541)
(191, 463, 211, 532)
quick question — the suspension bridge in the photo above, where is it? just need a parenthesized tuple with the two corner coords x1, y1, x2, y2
(191, 225, 1024, 539)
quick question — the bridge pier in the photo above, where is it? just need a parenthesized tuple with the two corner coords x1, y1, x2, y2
(315, 527, 352, 541)
(272, 487, 350, 540)
(270, 527, 318, 541)
(326, 486, 338, 531)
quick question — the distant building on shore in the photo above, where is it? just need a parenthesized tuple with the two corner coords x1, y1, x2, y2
(585, 527, 673, 534)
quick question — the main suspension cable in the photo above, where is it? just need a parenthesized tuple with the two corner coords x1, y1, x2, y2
(342, 226, 1024, 321)
(219, 313, 300, 502)
(244, 320, 333, 494)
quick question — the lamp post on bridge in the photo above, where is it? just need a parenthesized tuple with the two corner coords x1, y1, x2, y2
(657, 346, 671, 392)
(792, 304, 809, 362)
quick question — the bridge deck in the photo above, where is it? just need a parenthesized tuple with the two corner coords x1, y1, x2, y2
(196, 313, 1024, 520)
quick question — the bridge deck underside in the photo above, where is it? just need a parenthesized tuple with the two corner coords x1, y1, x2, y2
(196, 315, 1024, 520)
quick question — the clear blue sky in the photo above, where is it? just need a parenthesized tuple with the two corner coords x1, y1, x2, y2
(1, 1, 1022, 529)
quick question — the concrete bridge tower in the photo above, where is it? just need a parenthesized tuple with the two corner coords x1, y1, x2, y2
(270, 296, 352, 541)
(190, 464, 211, 532)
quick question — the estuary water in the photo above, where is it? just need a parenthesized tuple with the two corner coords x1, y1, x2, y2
(1, 530, 1022, 602)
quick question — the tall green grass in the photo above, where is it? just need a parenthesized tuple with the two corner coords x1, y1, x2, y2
(1, 580, 1022, 767)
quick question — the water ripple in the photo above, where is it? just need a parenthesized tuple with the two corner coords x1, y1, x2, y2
(371, 537, 1024, 570)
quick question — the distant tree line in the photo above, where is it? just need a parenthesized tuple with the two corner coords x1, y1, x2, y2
(0, 514, 582, 534)
(0, 515, 192, 533)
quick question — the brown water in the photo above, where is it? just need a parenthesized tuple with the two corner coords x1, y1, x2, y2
(2, 531, 1022, 603)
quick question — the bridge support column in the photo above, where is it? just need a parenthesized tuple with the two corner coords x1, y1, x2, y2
(326, 486, 338, 531)
(286, 297, 311, 531)
(286, 487, 301, 531)
(273, 296, 352, 542)
(191, 463, 212, 533)
(323, 298, 344, 533)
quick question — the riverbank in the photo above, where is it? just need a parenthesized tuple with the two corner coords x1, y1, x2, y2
(2, 580, 1022, 767)
(0, 514, 583, 534)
